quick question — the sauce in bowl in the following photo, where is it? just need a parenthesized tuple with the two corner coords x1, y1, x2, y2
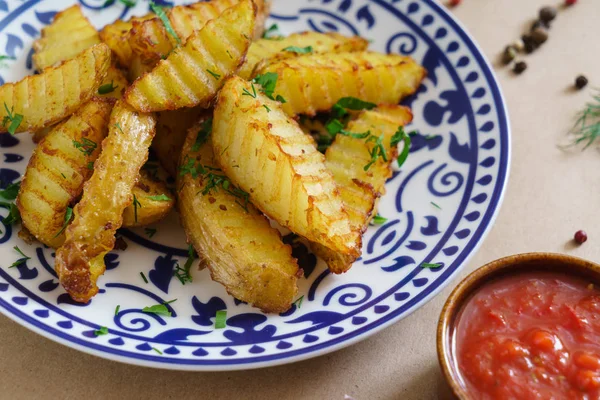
(454, 272, 600, 399)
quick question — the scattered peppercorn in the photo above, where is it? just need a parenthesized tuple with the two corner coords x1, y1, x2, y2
(539, 6, 557, 24)
(530, 20, 544, 32)
(502, 46, 517, 65)
(531, 28, 548, 45)
(448, 0, 461, 6)
(574, 230, 588, 244)
(575, 75, 588, 90)
(565, 0, 577, 5)
(513, 61, 527, 74)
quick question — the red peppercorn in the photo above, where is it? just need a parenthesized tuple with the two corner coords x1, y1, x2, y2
(565, 0, 577, 5)
(449, 0, 461, 6)
(574, 230, 588, 244)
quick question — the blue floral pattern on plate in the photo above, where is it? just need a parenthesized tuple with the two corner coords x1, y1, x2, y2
(0, 0, 510, 370)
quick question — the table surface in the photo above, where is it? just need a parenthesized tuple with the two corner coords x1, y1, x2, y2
(2, 0, 599, 398)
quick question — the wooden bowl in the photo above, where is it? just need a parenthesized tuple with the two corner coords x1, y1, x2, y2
(436, 252, 600, 399)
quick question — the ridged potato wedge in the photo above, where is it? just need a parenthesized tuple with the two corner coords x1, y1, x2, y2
(97, 65, 128, 100)
(310, 105, 414, 274)
(213, 76, 360, 256)
(153, 108, 206, 177)
(254, 52, 426, 116)
(99, 14, 155, 67)
(124, 0, 255, 112)
(55, 100, 156, 303)
(178, 118, 300, 313)
(17, 98, 114, 249)
(239, 32, 369, 79)
(32, 5, 101, 71)
(128, 0, 268, 68)
(0, 43, 110, 134)
(122, 169, 175, 227)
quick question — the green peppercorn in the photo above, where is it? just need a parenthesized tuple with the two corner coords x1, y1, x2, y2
(539, 6, 557, 24)
(575, 75, 588, 90)
(513, 61, 527, 74)
(531, 28, 548, 45)
(502, 46, 517, 65)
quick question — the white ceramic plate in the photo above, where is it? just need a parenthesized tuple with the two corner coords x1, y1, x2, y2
(0, 0, 510, 370)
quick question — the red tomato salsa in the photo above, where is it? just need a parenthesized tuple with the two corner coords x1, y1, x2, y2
(454, 272, 600, 399)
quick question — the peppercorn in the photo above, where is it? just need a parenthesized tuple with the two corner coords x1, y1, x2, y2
(531, 28, 548, 45)
(502, 46, 517, 65)
(575, 75, 588, 90)
(521, 34, 537, 53)
(539, 6, 557, 23)
(574, 230, 587, 244)
(513, 61, 527, 74)
(448, 0, 461, 6)
(565, 0, 577, 5)
(531, 20, 544, 31)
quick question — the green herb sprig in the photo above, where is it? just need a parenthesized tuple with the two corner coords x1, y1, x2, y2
(53, 206, 73, 238)
(191, 118, 212, 152)
(73, 138, 97, 156)
(567, 91, 600, 149)
(150, 2, 181, 45)
(9, 246, 30, 268)
(98, 81, 118, 95)
(2, 103, 23, 135)
(142, 299, 177, 317)
(283, 46, 313, 54)
(174, 244, 196, 284)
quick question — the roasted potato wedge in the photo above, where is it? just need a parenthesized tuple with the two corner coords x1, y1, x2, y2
(213, 76, 360, 256)
(239, 32, 369, 79)
(55, 100, 156, 303)
(0, 43, 110, 134)
(99, 14, 155, 68)
(124, 0, 255, 112)
(254, 52, 426, 117)
(129, 0, 268, 68)
(17, 98, 114, 249)
(310, 105, 413, 273)
(32, 5, 101, 71)
(152, 108, 205, 177)
(178, 118, 300, 313)
(98, 65, 128, 100)
(122, 170, 175, 227)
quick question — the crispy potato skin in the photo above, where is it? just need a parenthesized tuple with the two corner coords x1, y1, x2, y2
(178, 119, 300, 313)
(124, 0, 255, 112)
(99, 14, 155, 68)
(32, 5, 101, 71)
(310, 105, 414, 273)
(122, 170, 175, 227)
(0, 43, 111, 134)
(255, 52, 426, 117)
(129, 0, 268, 68)
(239, 31, 369, 79)
(17, 98, 114, 249)
(213, 76, 360, 256)
(54, 100, 156, 302)
(152, 108, 205, 177)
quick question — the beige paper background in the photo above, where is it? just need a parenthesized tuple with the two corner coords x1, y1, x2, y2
(1, 0, 599, 398)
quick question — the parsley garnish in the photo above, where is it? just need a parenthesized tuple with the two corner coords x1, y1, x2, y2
(0, 181, 20, 200)
(53, 206, 73, 238)
(150, 2, 181, 45)
(215, 310, 227, 329)
(372, 214, 387, 225)
(174, 244, 195, 284)
(144, 228, 157, 238)
(206, 69, 220, 80)
(283, 46, 313, 54)
(94, 326, 109, 336)
(363, 134, 388, 171)
(98, 81, 118, 95)
(104, 0, 136, 6)
(335, 97, 377, 111)
(242, 83, 257, 98)
(252, 73, 286, 103)
(262, 24, 280, 39)
(114, 122, 124, 134)
(226, 50, 233, 59)
(142, 299, 176, 316)
(10, 245, 30, 268)
(390, 126, 412, 167)
(132, 194, 142, 223)
(2, 103, 23, 135)
(2, 203, 20, 226)
(421, 263, 442, 269)
(292, 295, 304, 309)
(431, 202, 442, 210)
(152, 347, 163, 355)
(86, 161, 94, 170)
(263, 104, 271, 112)
(0, 55, 15, 69)
(147, 194, 171, 201)
(73, 138, 97, 156)
(191, 118, 212, 152)
(140, 271, 149, 283)
(114, 305, 120, 316)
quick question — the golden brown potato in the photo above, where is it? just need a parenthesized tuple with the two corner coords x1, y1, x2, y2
(310, 105, 413, 273)
(124, 0, 255, 112)
(17, 98, 114, 249)
(122, 170, 175, 227)
(99, 14, 155, 68)
(97, 65, 128, 100)
(238, 32, 369, 79)
(32, 5, 101, 71)
(55, 100, 156, 303)
(178, 118, 300, 313)
(128, 0, 268, 68)
(152, 108, 206, 177)
(254, 52, 426, 117)
(0, 43, 110, 134)
(212, 76, 361, 256)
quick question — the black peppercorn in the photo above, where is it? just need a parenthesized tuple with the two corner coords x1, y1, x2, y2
(575, 75, 588, 90)
(531, 28, 548, 45)
(539, 6, 557, 23)
(531, 20, 543, 31)
(513, 61, 527, 74)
